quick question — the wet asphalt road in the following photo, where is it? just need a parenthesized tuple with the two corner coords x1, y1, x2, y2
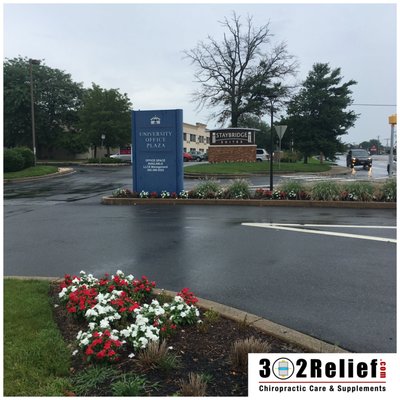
(4, 166, 397, 353)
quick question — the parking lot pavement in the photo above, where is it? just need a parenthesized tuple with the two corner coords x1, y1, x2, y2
(4, 197, 396, 352)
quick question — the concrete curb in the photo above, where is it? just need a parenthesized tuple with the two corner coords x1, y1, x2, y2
(101, 196, 396, 209)
(4, 276, 349, 353)
(4, 167, 76, 184)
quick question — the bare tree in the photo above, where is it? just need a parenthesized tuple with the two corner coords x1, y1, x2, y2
(184, 13, 298, 127)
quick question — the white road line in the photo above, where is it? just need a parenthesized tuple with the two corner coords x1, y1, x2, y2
(273, 224, 396, 229)
(241, 223, 397, 244)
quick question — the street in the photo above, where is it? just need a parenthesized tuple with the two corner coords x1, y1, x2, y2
(3, 165, 397, 353)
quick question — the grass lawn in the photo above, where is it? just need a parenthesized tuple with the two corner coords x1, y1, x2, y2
(4, 165, 59, 180)
(184, 160, 331, 174)
(3, 279, 71, 396)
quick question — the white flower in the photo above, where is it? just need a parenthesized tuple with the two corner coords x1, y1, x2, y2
(54, 304, 59, 308)
(116, 270, 124, 276)
(72, 350, 79, 356)
(100, 319, 110, 329)
(128, 353, 135, 358)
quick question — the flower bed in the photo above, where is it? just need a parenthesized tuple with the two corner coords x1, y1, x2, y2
(110, 178, 396, 203)
(57, 270, 200, 363)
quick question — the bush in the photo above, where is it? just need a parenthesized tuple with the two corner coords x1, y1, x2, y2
(341, 182, 374, 201)
(15, 147, 35, 168)
(280, 151, 301, 163)
(382, 178, 396, 202)
(4, 149, 25, 172)
(224, 179, 251, 199)
(190, 179, 223, 199)
(311, 181, 341, 201)
(279, 180, 309, 200)
(230, 337, 271, 372)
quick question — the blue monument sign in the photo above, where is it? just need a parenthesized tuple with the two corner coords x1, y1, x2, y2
(132, 109, 183, 194)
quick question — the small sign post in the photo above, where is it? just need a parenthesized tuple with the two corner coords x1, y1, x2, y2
(274, 125, 287, 169)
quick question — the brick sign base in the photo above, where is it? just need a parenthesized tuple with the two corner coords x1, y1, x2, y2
(208, 145, 256, 163)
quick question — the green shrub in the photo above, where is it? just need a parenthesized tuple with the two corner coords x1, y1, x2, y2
(4, 149, 25, 172)
(15, 147, 35, 168)
(311, 181, 341, 201)
(382, 178, 396, 202)
(224, 179, 251, 199)
(280, 151, 301, 163)
(279, 180, 309, 199)
(191, 179, 223, 199)
(341, 182, 374, 201)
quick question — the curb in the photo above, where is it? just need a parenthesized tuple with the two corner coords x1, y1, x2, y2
(4, 275, 349, 353)
(101, 196, 396, 209)
(4, 167, 76, 184)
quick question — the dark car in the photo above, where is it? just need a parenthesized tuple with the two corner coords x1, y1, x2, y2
(189, 151, 206, 161)
(346, 149, 372, 169)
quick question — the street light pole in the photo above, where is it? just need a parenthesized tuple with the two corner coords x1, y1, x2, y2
(268, 95, 277, 191)
(29, 59, 40, 166)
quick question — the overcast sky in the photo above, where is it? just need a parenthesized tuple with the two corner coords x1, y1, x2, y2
(3, 1, 397, 145)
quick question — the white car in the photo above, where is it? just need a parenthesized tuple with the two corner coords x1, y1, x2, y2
(256, 148, 269, 162)
(110, 153, 132, 162)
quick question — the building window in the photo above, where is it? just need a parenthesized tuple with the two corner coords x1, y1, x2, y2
(190, 134, 196, 142)
(183, 132, 187, 141)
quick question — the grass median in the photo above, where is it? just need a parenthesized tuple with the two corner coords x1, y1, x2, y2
(3, 279, 71, 396)
(184, 160, 331, 175)
(4, 165, 59, 180)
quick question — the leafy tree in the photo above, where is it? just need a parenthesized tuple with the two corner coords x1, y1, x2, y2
(79, 84, 132, 157)
(285, 63, 358, 162)
(237, 114, 271, 149)
(185, 13, 297, 127)
(4, 57, 85, 157)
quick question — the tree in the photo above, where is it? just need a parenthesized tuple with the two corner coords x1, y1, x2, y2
(285, 63, 358, 163)
(185, 13, 297, 127)
(4, 57, 85, 157)
(237, 114, 271, 149)
(79, 84, 132, 156)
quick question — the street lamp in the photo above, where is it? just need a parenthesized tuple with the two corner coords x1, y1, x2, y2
(100, 134, 106, 163)
(29, 59, 40, 166)
(267, 94, 278, 190)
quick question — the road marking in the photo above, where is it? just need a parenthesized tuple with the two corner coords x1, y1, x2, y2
(241, 223, 397, 244)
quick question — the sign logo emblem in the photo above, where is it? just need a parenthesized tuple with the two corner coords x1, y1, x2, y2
(272, 357, 295, 380)
(150, 116, 161, 125)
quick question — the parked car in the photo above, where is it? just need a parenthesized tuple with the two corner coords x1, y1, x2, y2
(346, 149, 372, 169)
(110, 153, 132, 162)
(256, 148, 269, 162)
(183, 152, 193, 162)
(189, 151, 206, 161)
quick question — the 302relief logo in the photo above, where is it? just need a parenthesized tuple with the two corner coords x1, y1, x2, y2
(259, 356, 386, 381)
(248, 354, 391, 397)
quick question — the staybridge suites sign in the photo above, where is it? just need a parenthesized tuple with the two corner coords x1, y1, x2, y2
(210, 128, 256, 146)
(132, 109, 183, 194)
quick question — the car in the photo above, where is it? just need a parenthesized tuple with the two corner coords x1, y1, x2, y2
(189, 151, 207, 161)
(346, 149, 372, 169)
(110, 152, 132, 162)
(256, 148, 269, 162)
(183, 152, 193, 162)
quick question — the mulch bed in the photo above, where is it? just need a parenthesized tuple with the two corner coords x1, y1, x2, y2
(49, 284, 306, 396)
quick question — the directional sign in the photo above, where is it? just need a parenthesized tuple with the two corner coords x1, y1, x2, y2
(274, 125, 287, 140)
